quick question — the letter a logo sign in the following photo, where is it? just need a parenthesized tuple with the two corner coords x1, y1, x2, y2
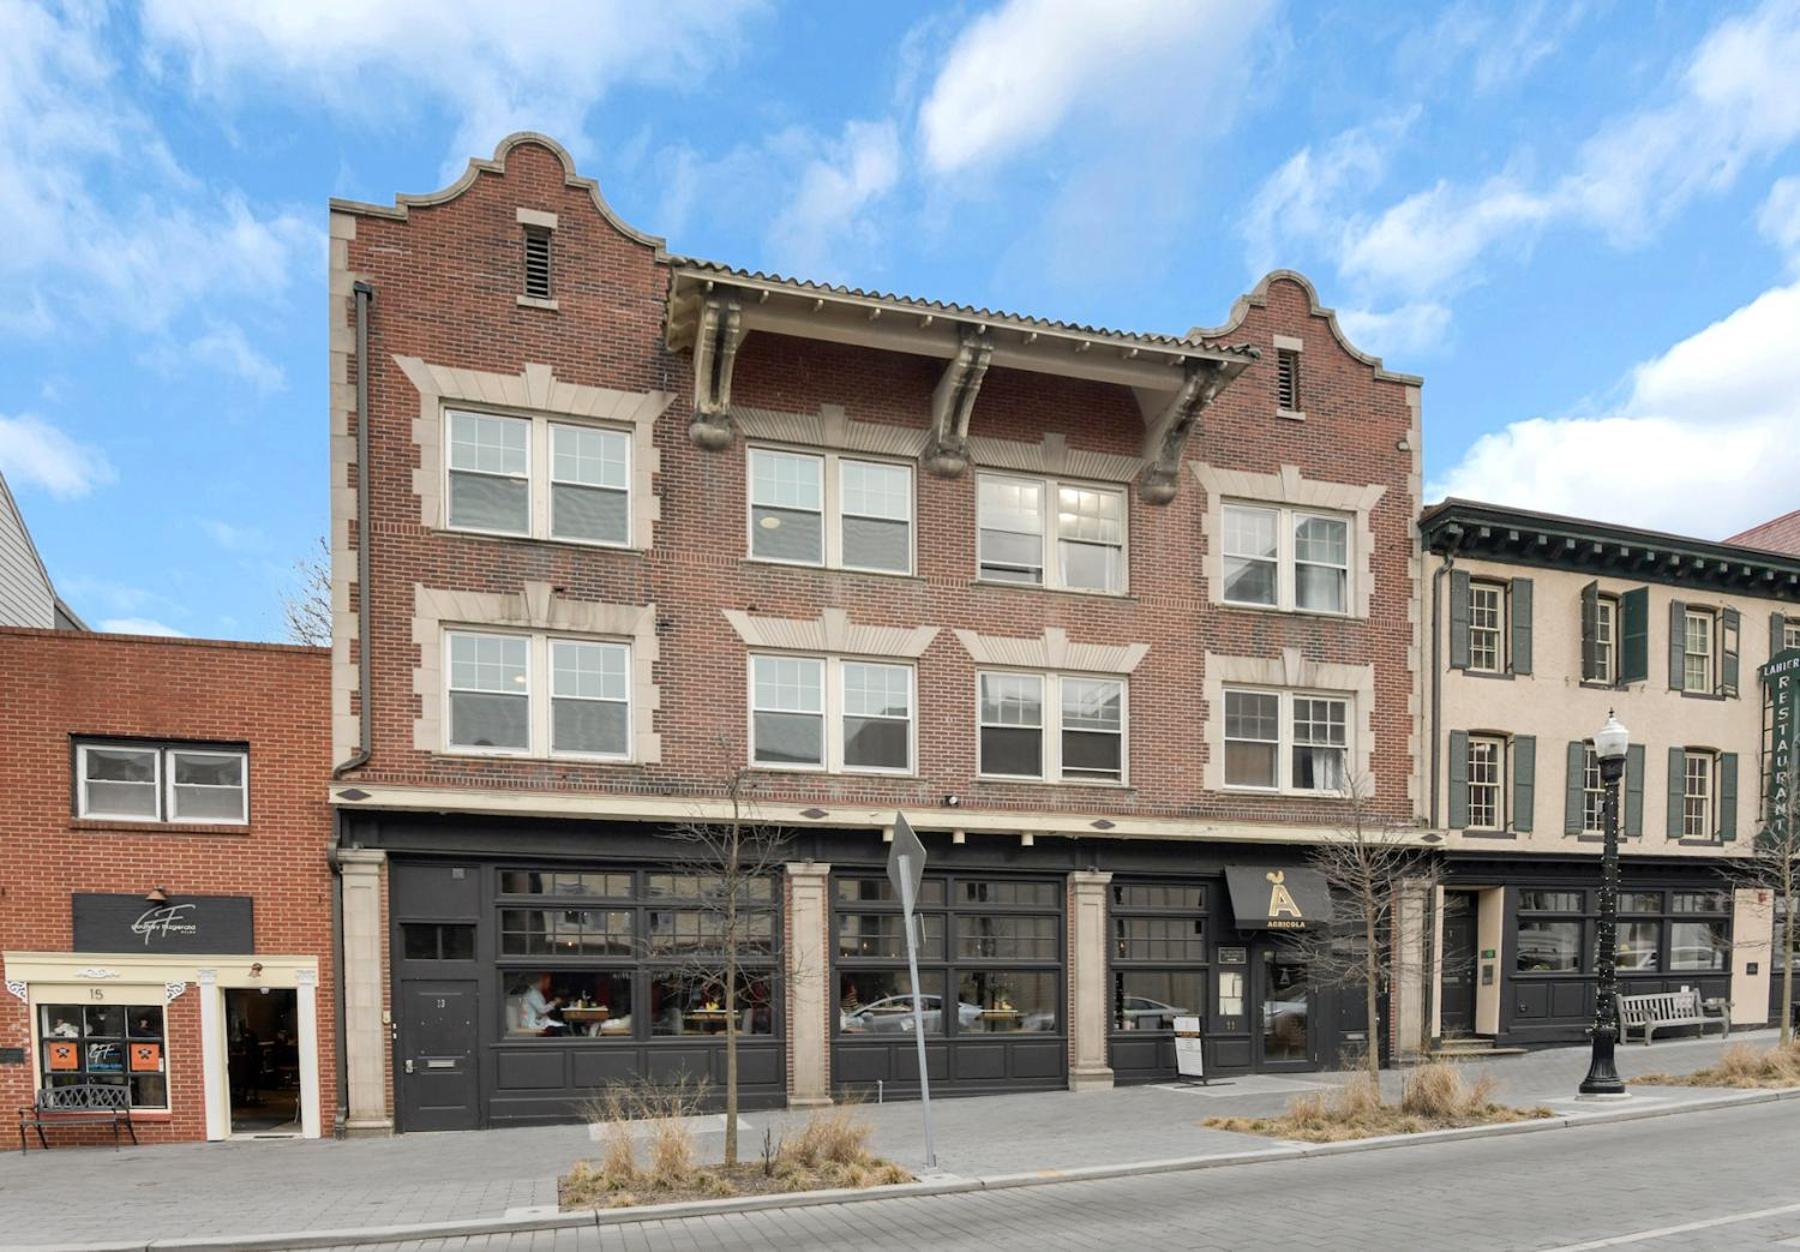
(1266, 870, 1304, 921)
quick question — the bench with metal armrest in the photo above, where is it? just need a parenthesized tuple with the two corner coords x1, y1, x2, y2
(18, 1083, 138, 1152)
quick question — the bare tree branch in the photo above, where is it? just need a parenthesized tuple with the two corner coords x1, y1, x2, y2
(281, 534, 332, 647)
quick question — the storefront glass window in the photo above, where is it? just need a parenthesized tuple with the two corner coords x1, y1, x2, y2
(1618, 892, 1661, 914)
(960, 880, 1058, 907)
(956, 971, 1057, 1033)
(1517, 920, 1582, 972)
(837, 913, 945, 960)
(649, 972, 775, 1036)
(502, 971, 633, 1037)
(647, 909, 774, 956)
(500, 870, 631, 898)
(838, 970, 947, 1034)
(1671, 920, 1729, 971)
(500, 908, 633, 956)
(1115, 916, 1206, 962)
(836, 877, 945, 906)
(1114, 970, 1204, 1031)
(1518, 890, 1583, 912)
(956, 914, 1057, 959)
(1672, 890, 1730, 914)
(39, 1003, 167, 1109)
(1612, 921, 1661, 971)
(1113, 883, 1205, 910)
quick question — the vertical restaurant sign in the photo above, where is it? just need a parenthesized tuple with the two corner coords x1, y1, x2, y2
(1763, 649, 1800, 831)
(72, 894, 255, 955)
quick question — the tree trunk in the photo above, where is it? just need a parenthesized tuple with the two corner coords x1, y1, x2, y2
(1783, 877, 1795, 1048)
(1364, 899, 1381, 1085)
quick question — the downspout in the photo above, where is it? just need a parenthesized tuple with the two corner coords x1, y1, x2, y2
(1424, 538, 1457, 1053)
(329, 279, 374, 1134)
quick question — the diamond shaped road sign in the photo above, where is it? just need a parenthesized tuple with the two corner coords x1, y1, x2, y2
(885, 811, 927, 912)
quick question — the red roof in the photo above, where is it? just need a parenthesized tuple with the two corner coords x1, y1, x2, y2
(1727, 509, 1800, 556)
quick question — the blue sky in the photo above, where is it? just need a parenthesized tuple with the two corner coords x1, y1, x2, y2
(3, 0, 1798, 641)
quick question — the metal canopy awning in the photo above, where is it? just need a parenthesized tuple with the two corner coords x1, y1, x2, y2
(1223, 866, 1332, 931)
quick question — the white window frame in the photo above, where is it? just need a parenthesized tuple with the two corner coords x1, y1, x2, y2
(1466, 735, 1506, 831)
(745, 446, 916, 576)
(1682, 749, 1716, 839)
(76, 742, 249, 826)
(976, 472, 1128, 595)
(975, 670, 1128, 785)
(548, 637, 634, 762)
(1786, 621, 1800, 652)
(1220, 502, 1351, 615)
(1582, 743, 1605, 835)
(442, 408, 634, 548)
(746, 654, 917, 775)
(1468, 581, 1506, 674)
(1593, 594, 1618, 686)
(442, 629, 633, 761)
(1683, 608, 1716, 692)
(1219, 688, 1352, 795)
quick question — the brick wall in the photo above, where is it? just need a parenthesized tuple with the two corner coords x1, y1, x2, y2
(0, 629, 335, 1143)
(335, 136, 1419, 829)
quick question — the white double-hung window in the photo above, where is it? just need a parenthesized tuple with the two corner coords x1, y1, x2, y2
(1221, 503, 1350, 613)
(977, 474, 1125, 593)
(977, 672, 1126, 783)
(748, 448, 913, 574)
(749, 655, 914, 773)
(446, 631, 631, 759)
(1222, 689, 1349, 793)
(445, 410, 632, 546)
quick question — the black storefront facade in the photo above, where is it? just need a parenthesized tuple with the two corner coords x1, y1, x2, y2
(1439, 854, 1742, 1047)
(341, 808, 1372, 1131)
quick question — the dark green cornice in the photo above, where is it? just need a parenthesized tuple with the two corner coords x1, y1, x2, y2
(1420, 499, 1800, 602)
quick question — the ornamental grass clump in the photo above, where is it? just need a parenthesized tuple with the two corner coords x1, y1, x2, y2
(1205, 1059, 1553, 1143)
(1638, 1041, 1800, 1089)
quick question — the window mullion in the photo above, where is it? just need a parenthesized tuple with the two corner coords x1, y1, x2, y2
(1039, 483, 1055, 590)
(530, 416, 548, 540)
(823, 454, 841, 570)
(826, 658, 842, 773)
(1046, 674, 1061, 781)
(530, 635, 547, 757)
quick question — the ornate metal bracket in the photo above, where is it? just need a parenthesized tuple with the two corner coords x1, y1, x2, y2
(1138, 359, 1227, 504)
(921, 326, 993, 478)
(4, 979, 25, 1003)
(164, 982, 189, 1003)
(688, 294, 746, 450)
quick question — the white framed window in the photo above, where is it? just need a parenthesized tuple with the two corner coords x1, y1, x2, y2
(444, 409, 634, 547)
(1468, 581, 1505, 673)
(1582, 743, 1605, 835)
(749, 655, 914, 773)
(977, 473, 1125, 593)
(1221, 503, 1350, 613)
(1683, 609, 1715, 692)
(747, 447, 914, 575)
(977, 671, 1126, 783)
(1683, 750, 1714, 839)
(1786, 621, 1800, 652)
(1592, 595, 1618, 685)
(1221, 689, 1350, 793)
(445, 630, 633, 760)
(76, 743, 248, 825)
(1467, 735, 1504, 830)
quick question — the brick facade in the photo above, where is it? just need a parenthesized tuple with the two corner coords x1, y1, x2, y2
(0, 629, 335, 1144)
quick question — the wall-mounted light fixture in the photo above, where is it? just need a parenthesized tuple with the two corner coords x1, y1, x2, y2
(144, 887, 169, 904)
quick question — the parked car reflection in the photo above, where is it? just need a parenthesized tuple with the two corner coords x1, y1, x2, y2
(839, 994, 980, 1033)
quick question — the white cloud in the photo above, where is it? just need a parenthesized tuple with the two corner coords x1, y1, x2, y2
(1761, 176, 1800, 268)
(1339, 179, 1553, 299)
(1240, 111, 1418, 278)
(765, 121, 902, 278)
(98, 618, 188, 638)
(1397, 1, 1587, 95)
(200, 519, 269, 553)
(1335, 302, 1452, 359)
(0, 414, 116, 499)
(1430, 281, 1800, 538)
(142, 323, 287, 392)
(140, 0, 767, 175)
(917, 0, 1271, 176)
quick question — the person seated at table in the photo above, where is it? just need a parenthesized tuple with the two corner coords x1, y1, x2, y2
(512, 973, 566, 1035)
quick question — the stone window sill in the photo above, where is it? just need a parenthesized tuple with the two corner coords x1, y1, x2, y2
(70, 819, 251, 838)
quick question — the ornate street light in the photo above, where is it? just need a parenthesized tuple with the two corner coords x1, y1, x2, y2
(1579, 712, 1631, 1098)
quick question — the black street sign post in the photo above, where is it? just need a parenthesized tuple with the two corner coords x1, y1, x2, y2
(886, 812, 935, 1169)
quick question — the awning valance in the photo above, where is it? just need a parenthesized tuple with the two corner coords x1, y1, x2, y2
(1224, 866, 1332, 931)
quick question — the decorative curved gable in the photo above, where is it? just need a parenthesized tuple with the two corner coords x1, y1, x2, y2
(1191, 269, 1423, 386)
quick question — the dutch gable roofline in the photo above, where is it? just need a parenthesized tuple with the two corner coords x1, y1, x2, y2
(1193, 269, 1424, 387)
(328, 131, 667, 256)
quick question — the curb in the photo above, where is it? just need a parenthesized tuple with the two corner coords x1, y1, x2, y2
(18, 1085, 1800, 1252)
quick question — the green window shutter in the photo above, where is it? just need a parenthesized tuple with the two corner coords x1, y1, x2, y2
(1625, 744, 1645, 837)
(1668, 599, 1687, 691)
(1449, 570, 1471, 670)
(1774, 611, 1789, 659)
(1579, 581, 1599, 682)
(1509, 578, 1533, 676)
(1620, 587, 1649, 685)
(1720, 752, 1738, 841)
(1447, 730, 1469, 829)
(1564, 741, 1586, 834)
(1722, 607, 1740, 697)
(1667, 746, 1686, 838)
(1512, 735, 1535, 832)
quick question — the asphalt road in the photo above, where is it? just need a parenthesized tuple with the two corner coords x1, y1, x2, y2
(326, 1098, 1800, 1251)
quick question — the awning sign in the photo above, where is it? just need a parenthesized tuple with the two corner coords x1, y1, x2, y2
(1223, 866, 1332, 931)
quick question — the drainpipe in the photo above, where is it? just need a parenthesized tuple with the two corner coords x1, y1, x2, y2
(328, 280, 374, 1135)
(1428, 544, 1458, 829)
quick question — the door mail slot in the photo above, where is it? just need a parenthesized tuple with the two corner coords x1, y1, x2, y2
(424, 1059, 457, 1070)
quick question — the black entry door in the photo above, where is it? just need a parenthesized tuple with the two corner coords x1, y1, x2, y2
(1253, 946, 1315, 1071)
(1441, 895, 1478, 1036)
(399, 980, 479, 1132)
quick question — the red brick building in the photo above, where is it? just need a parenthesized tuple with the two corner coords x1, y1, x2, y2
(327, 133, 1425, 1133)
(0, 629, 335, 1145)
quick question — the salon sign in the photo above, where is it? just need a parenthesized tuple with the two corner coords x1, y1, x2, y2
(72, 894, 255, 955)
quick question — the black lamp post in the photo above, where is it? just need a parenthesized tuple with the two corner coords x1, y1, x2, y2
(1579, 712, 1631, 1098)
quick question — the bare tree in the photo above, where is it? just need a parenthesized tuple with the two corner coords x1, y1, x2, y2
(654, 769, 795, 1167)
(1297, 778, 1443, 1084)
(1732, 742, 1800, 1045)
(281, 535, 332, 647)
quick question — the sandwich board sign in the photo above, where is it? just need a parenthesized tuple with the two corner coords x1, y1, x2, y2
(885, 812, 935, 1168)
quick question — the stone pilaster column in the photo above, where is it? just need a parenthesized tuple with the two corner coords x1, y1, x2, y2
(1068, 870, 1115, 1091)
(785, 862, 834, 1108)
(339, 848, 393, 1136)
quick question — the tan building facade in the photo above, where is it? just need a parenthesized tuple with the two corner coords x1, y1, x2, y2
(1421, 501, 1800, 1047)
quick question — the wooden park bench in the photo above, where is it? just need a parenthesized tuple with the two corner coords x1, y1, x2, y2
(18, 1083, 137, 1153)
(1616, 988, 1730, 1045)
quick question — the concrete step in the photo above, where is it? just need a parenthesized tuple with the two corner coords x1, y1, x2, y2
(1430, 1037, 1530, 1058)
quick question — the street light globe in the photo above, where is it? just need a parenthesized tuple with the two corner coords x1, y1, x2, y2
(1595, 711, 1630, 761)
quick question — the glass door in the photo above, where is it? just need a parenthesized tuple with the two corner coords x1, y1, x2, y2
(1255, 946, 1314, 1070)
